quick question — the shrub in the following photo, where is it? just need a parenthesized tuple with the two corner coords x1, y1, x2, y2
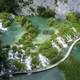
(39, 40, 60, 63)
(0, 12, 11, 27)
(47, 17, 55, 26)
(66, 12, 77, 22)
(13, 60, 26, 71)
(37, 6, 55, 17)
(15, 16, 27, 26)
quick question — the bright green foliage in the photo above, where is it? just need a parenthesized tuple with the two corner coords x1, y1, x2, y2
(39, 40, 61, 64)
(17, 26, 38, 49)
(47, 17, 55, 26)
(15, 16, 38, 40)
(59, 27, 75, 37)
(50, 34, 57, 40)
(66, 12, 80, 32)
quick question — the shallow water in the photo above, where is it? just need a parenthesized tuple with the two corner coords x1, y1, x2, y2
(1, 22, 25, 46)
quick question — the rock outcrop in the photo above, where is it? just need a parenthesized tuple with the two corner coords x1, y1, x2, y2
(16, 0, 80, 18)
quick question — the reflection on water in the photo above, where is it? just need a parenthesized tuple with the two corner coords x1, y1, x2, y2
(11, 68, 65, 80)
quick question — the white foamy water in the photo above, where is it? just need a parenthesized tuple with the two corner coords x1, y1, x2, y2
(0, 20, 7, 31)
(25, 56, 32, 70)
(56, 36, 68, 48)
(38, 54, 50, 67)
(51, 40, 61, 52)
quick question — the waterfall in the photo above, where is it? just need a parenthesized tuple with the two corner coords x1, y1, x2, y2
(56, 36, 68, 48)
(25, 56, 32, 71)
(38, 54, 50, 67)
(51, 40, 61, 52)
(8, 50, 14, 60)
(0, 20, 7, 32)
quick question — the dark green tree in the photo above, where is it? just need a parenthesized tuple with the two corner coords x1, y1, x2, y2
(0, 0, 19, 14)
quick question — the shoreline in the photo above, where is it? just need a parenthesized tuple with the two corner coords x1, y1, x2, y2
(1, 37, 80, 76)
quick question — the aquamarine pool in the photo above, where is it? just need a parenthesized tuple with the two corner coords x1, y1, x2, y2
(1, 22, 25, 46)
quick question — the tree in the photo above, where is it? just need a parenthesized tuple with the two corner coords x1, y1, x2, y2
(0, 0, 19, 14)
(37, 6, 55, 17)
(66, 12, 77, 22)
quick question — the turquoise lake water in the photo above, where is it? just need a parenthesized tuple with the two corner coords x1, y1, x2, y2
(1, 22, 25, 46)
